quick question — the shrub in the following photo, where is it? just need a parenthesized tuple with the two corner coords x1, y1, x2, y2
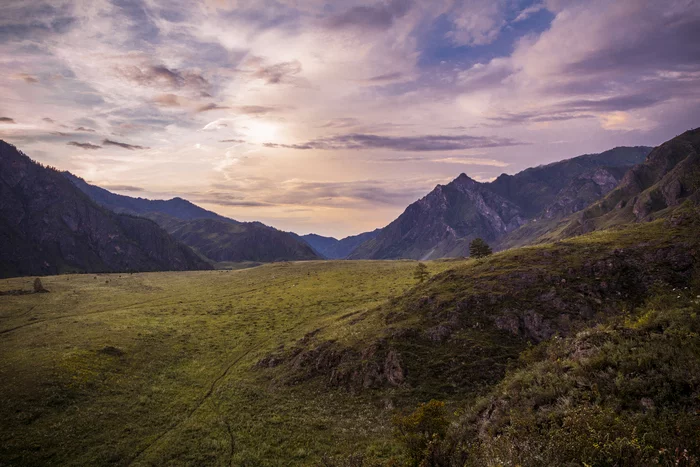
(393, 400, 449, 466)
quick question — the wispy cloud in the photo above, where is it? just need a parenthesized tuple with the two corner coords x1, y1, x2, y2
(102, 139, 149, 150)
(265, 133, 524, 151)
(67, 141, 101, 149)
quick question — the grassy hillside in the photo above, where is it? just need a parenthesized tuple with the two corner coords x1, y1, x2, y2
(0, 260, 460, 465)
(1, 203, 698, 466)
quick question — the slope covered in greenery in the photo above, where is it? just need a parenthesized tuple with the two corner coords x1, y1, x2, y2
(1, 203, 698, 465)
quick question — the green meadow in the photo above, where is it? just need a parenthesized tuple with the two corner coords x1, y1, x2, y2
(0, 260, 462, 466)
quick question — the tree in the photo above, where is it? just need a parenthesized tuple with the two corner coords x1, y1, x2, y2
(469, 238, 492, 259)
(414, 262, 429, 283)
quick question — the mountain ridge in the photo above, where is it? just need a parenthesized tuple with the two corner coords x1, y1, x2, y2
(349, 146, 652, 260)
(65, 173, 321, 263)
(0, 141, 211, 278)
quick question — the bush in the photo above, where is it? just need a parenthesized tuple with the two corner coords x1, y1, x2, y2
(393, 400, 449, 466)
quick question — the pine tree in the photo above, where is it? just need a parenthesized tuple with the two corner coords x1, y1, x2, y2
(469, 238, 492, 259)
(413, 262, 429, 283)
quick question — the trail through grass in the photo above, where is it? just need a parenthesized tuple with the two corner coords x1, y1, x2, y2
(0, 260, 460, 466)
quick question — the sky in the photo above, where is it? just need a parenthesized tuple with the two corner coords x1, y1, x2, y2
(1, 0, 699, 238)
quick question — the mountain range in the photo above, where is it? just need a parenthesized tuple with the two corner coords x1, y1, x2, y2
(0, 141, 210, 278)
(295, 230, 381, 259)
(3, 130, 698, 278)
(65, 173, 321, 264)
(348, 146, 652, 260)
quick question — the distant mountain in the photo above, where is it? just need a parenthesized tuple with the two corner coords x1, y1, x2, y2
(0, 141, 211, 278)
(298, 229, 381, 259)
(149, 214, 320, 263)
(349, 146, 651, 260)
(65, 173, 321, 263)
(556, 128, 700, 238)
(64, 172, 236, 224)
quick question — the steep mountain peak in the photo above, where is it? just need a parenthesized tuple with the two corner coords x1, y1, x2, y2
(350, 145, 652, 260)
(450, 172, 480, 189)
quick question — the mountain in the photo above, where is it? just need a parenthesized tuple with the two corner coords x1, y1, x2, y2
(64, 172, 236, 224)
(298, 229, 381, 259)
(556, 128, 700, 238)
(65, 173, 321, 263)
(349, 146, 651, 260)
(0, 141, 211, 278)
(149, 214, 320, 263)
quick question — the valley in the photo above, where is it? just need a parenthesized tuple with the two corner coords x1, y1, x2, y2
(0, 260, 460, 465)
(2, 201, 699, 465)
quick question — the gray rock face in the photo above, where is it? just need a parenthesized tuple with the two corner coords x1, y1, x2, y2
(0, 140, 211, 278)
(349, 146, 650, 260)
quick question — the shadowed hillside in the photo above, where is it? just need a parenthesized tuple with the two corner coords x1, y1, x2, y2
(65, 173, 321, 263)
(0, 141, 210, 278)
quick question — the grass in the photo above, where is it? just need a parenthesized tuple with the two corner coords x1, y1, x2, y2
(0, 260, 461, 466)
(2, 207, 698, 465)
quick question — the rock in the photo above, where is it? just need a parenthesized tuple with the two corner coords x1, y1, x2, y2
(383, 350, 405, 386)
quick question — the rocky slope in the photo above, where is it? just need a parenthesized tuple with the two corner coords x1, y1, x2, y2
(349, 146, 650, 260)
(0, 141, 211, 278)
(257, 205, 699, 397)
(556, 128, 700, 238)
(65, 173, 321, 263)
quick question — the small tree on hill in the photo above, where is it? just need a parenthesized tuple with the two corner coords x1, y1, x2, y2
(469, 238, 492, 259)
(414, 262, 429, 283)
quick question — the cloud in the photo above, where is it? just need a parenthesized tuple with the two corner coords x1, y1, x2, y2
(197, 103, 230, 112)
(237, 105, 278, 115)
(249, 58, 303, 85)
(102, 139, 149, 150)
(377, 155, 509, 167)
(116, 64, 210, 92)
(220, 139, 246, 143)
(266, 133, 524, 151)
(0, 117, 16, 124)
(447, 0, 508, 46)
(67, 141, 102, 149)
(513, 3, 546, 22)
(100, 184, 144, 192)
(16, 73, 39, 83)
(327, 0, 412, 30)
(319, 118, 361, 129)
(75, 126, 96, 132)
(153, 93, 183, 107)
